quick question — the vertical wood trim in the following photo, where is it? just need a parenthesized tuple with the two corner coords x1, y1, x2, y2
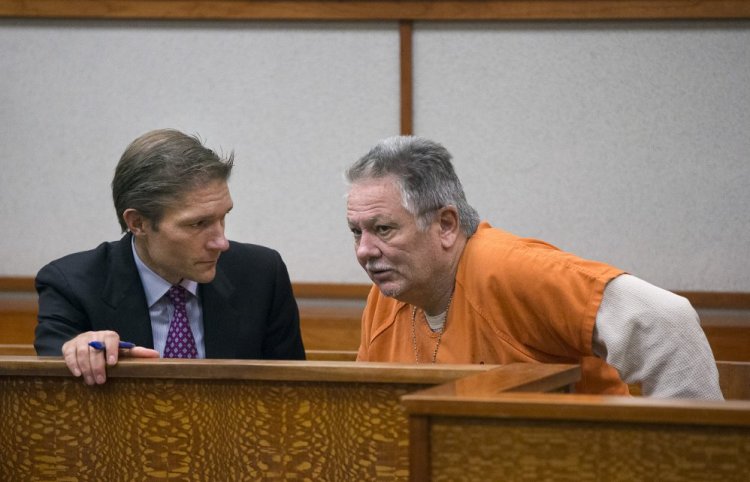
(409, 414, 431, 482)
(399, 20, 414, 135)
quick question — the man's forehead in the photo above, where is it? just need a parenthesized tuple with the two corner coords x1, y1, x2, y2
(347, 212, 394, 227)
(167, 181, 232, 214)
(348, 177, 403, 204)
(347, 177, 414, 222)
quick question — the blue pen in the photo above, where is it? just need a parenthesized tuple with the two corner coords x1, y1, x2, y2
(88, 341, 136, 350)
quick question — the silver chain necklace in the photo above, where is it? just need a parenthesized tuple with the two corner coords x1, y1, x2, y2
(410, 294, 453, 364)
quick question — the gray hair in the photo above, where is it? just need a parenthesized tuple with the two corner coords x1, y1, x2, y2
(112, 129, 234, 232)
(346, 136, 480, 236)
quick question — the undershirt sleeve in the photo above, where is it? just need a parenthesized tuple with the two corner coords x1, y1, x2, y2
(592, 274, 723, 400)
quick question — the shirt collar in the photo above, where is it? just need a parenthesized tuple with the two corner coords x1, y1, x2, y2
(131, 235, 199, 307)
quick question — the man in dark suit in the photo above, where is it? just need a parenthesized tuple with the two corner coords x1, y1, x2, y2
(35, 129, 305, 385)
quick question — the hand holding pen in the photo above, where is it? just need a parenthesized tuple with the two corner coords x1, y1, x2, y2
(61, 330, 159, 386)
(88, 340, 136, 351)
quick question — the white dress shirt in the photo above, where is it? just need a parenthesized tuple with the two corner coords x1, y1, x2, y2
(131, 239, 206, 358)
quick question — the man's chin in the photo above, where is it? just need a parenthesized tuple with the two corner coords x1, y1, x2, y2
(192, 266, 217, 284)
(374, 281, 403, 299)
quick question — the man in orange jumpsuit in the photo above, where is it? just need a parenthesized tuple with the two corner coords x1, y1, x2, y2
(346, 135, 721, 398)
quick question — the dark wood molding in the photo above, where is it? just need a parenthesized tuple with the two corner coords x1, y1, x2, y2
(292, 282, 372, 299)
(408, 415, 430, 482)
(677, 291, 750, 310)
(1, 1, 749, 21)
(0, 277, 35, 292)
(0, 356, 495, 383)
(400, 20, 413, 135)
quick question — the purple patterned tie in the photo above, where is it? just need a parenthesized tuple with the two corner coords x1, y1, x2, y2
(164, 285, 198, 358)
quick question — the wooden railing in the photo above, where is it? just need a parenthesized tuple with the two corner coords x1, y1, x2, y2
(0, 357, 578, 480)
(1, 356, 747, 480)
(403, 379, 750, 480)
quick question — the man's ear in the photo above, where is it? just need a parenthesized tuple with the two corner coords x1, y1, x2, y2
(123, 209, 147, 235)
(437, 206, 460, 249)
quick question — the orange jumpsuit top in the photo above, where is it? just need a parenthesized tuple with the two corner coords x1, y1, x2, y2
(357, 222, 629, 395)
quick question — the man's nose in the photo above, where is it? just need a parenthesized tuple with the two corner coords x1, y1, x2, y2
(356, 231, 380, 261)
(208, 223, 230, 252)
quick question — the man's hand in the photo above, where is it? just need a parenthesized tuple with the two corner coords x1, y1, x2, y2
(61, 331, 159, 385)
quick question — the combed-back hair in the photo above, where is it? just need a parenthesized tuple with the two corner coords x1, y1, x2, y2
(112, 129, 234, 232)
(346, 136, 480, 236)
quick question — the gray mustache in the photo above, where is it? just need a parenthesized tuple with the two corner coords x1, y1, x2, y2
(366, 264, 391, 272)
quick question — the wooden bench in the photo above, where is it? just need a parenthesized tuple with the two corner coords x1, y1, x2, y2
(0, 296, 37, 344)
(3, 297, 748, 361)
(0, 285, 366, 351)
(0, 294, 364, 351)
(2, 281, 748, 360)
(402, 362, 750, 481)
(0, 357, 577, 480)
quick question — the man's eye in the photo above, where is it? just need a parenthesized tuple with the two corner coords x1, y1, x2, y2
(376, 225, 392, 236)
(190, 221, 205, 228)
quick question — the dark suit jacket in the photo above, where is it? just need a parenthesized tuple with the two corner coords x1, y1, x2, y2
(34, 233, 306, 360)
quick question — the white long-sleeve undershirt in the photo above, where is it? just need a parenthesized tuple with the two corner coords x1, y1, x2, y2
(592, 274, 723, 400)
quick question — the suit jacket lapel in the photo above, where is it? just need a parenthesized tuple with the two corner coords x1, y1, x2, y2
(201, 266, 240, 358)
(100, 233, 155, 348)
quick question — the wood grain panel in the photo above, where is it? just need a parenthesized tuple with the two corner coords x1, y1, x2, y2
(1, 1, 749, 20)
(403, 385, 750, 479)
(430, 417, 750, 481)
(0, 358, 575, 481)
(0, 376, 420, 480)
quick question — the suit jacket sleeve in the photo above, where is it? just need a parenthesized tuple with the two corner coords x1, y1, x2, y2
(34, 261, 93, 356)
(33, 235, 152, 356)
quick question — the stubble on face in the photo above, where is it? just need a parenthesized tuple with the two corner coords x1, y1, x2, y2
(347, 177, 435, 304)
(137, 180, 232, 285)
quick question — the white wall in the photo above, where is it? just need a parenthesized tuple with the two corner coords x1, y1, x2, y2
(1, 19, 748, 291)
(414, 21, 750, 291)
(0, 20, 398, 285)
